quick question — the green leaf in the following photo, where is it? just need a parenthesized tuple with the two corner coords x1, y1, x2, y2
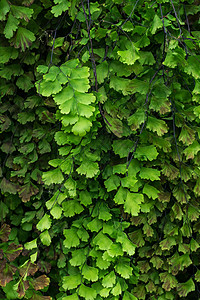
(37, 78, 62, 97)
(111, 281, 122, 296)
(62, 295, 79, 300)
(63, 228, 80, 248)
(114, 187, 127, 204)
(62, 200, 84, 217)
(11, 27, 36, 51)
(139, 167, 160, 181)
(146, 116, 168, 136)
(10, 5, 33, 21)
(51, 0, 70, 17)
(117, 49, 139, 65)
(102, 271, 116, 288)
(40, 230, 51, 246)
(4, 13, 19, 39)
(76, 160, 99, 178)
(87, 218, 103, 232)
(62, 274, 81, 290)
(93, 231, 113, 250)
(107, 243, 123, 258)
(16, 74, 33, 92)
(50, 205, 63, 219)
(112, 139, 133, 158)
(134, 145, 158, 161)
(42, 168, 64, 185)
(82, 264, 99, 282)
(124, 192, 144, 216)
(79, 191, 92, 206)
(0, 0, 10, 21)
(151, 14, 163, 34)
(115, 259, 133, 279)
(143, 184, 159, 200)
(163, 48, 186, 68)
(0, 47, 18, 63)
(160, 272, 178, 291)
(78, 284, 97, 300)
(104, 175, 121, 192)
(184, 56, 200, 79)
(70, 249, 87, 266)
(179, 125, 195, 145)
(123, 291, 137, 300)
(116, 232, 136, 255)
(177, 278, 195, 297)
(72, 117, 92, 136)
(36, 214, 52, 232)
(24, 238, 37, 250)
(96, 61, 108, 84)
(98, 204, 112, 221)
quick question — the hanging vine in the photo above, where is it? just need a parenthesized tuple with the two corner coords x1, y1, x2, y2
(0, 0, 200, 299)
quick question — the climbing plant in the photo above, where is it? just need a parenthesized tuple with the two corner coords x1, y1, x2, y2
(0, 0, 200, 299)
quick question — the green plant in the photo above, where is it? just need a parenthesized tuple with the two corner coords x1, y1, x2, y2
(0, 0, 200, 299)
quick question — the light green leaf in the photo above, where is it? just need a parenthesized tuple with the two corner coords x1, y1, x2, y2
(40, 230, 51, 246)
(76, 160, 99, 178)
(163, 48, 186, 68)
(96, 61, 108, 84)
(111, 281, 122, 296)
(42, 168, 64, 185)
(55, 131, 70, 145)
(184, 56, 200, 79)
(134, 145, 158, 161)
(62, 200, 84, 217)
(107, 243, 123, 258)
(151, 14, 163, 34)
(143, 184, 159, 200)
(51, 0, 70, 17)
(24, 238, 37, 250)
(139, 167, 160, 181)
(63, 228, 80, 248)
(87, 218, 103, 232)
(72, 117, 92, 136)
(98, 205, 112, 221)
(116, 232, 136, 255)
(70, 78, 90, 93)
(102, 271, 116, 288)
(70, 249, 87, 266)
(115, 259, 133, 279)
(79, 191, 92, 206)
(123, 291, 137, 300)
(62, 274, 82, 290)
(37, 79, 62, 97)
(104, 175, 121, 192)
(62, 295, 79, 300)
(82, 264, 99, 282)
(78, 284, 97, 300)
(124, 192, 144, 216)
(50, 205, 63, 219)
(147, 116, 168, 136)
(36, 214, 52, 232)
(117, 49, 139, 65)
(114, 187, 127, 204)
(93, 231, 113, 250)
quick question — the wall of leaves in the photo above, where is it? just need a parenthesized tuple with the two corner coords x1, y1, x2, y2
(0, 0, 200, 299)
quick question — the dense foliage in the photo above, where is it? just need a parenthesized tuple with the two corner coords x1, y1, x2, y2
(0, 0, 200, 299)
